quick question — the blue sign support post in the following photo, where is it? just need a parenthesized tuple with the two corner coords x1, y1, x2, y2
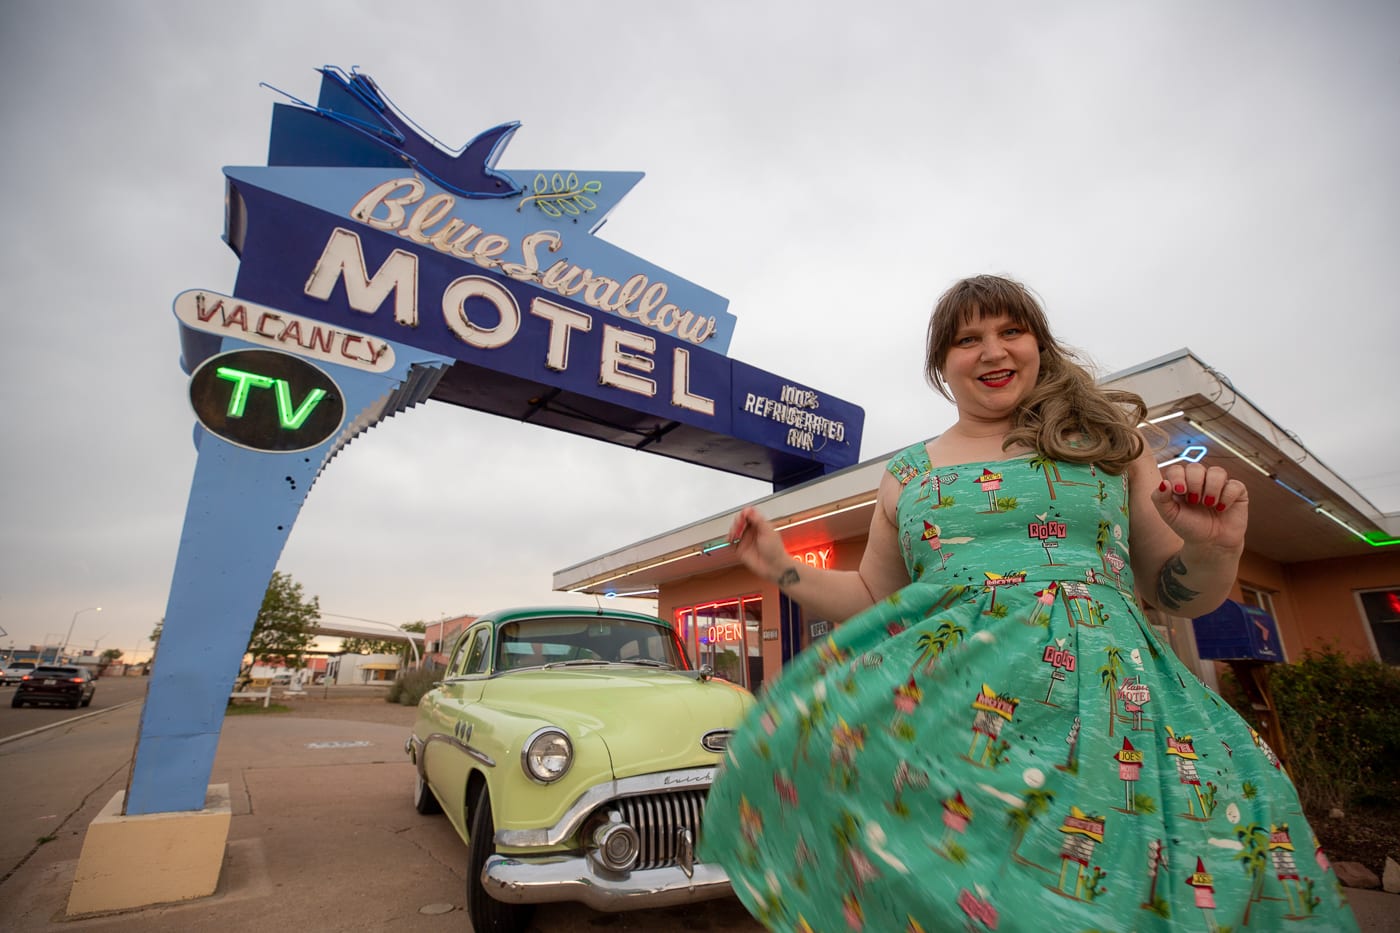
(127, 327, 451, 814)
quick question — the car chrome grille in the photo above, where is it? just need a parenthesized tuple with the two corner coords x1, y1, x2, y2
(614, 789, 707, 870)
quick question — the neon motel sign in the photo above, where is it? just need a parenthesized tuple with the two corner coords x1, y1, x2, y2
(129, 66, 865, 819)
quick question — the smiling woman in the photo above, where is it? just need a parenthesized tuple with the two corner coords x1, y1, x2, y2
(703, 274, 1361, 932)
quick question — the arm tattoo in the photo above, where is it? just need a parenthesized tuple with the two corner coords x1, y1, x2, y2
(1156, 553, 1200, 611)
(777, 567, 800, 589)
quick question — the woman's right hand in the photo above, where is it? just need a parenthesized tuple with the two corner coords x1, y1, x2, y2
(729, 507, 794, 584)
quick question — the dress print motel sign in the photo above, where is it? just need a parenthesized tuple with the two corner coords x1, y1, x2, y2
(130, 66, 864, 816)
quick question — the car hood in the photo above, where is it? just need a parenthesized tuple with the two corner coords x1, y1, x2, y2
(483, 667, 753, 779)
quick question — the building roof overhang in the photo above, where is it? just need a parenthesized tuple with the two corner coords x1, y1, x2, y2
(554, 349, 1398, 597)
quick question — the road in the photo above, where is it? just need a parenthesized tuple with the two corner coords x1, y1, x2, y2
(0, 679, 766, 932)
(0, 672, 148, 739)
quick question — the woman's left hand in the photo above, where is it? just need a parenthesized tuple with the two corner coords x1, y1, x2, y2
(1151, 462, 1249, 553)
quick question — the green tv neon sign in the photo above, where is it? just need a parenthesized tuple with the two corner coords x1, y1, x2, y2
(190, 349, 344, 452)
(215, 366, 328, 429)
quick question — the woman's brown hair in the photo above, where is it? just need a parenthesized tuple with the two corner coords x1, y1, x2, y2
(924, 275, 1147, 474)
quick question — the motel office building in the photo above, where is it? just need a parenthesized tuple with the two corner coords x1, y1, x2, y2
(556, 350, 1399, 699)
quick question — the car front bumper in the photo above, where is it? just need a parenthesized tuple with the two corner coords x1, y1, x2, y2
(481, 853, 732, 911)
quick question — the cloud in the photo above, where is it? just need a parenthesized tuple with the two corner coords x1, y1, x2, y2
(2, 0, 1396, 656)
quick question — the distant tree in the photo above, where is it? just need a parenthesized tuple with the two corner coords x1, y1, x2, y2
(149, 619, 164, 647)
(245, 571, 319, 668)
(339, 637, 402, 655)
(95, 647, 124, 676)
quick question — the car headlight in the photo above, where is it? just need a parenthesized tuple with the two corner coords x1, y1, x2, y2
(522, 728, 573, 783)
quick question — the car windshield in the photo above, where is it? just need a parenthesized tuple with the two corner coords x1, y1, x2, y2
(496, 617, 688, 672)
(33, 667, 80, 677)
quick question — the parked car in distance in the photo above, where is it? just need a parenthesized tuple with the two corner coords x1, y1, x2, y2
(406, 606, 755, 933)
(12, 665, 97, 709)
(2, 661, 37, 685)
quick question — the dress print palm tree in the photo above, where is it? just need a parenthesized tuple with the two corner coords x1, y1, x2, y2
(912, 620, 967, 674)
(1095, 521, 1113, 575)
(790, 685, 830, 771)
(1099, 645, 1124, 737)
(1006, 788, 1057, 866)
(1234, 823, 1270, 926)
(1140, 838, 1170, 917)
(1029, 455, 1060, 500)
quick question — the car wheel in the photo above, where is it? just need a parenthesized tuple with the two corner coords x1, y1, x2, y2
(413, 771, 441, 815)
(81, 693, 93, 708)
(466, 785, 534, 933)
(69, 697, 82, 709)
(10, 694, 22, 708)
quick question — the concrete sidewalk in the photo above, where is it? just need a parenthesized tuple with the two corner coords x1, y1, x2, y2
(0, 702, 1392, 932)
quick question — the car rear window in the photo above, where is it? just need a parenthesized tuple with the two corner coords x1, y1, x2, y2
(33, 666, 81, 677)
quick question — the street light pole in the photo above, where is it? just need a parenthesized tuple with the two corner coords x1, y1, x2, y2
(62, 607, 101, 661)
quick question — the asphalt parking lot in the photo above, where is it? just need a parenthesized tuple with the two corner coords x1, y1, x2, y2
(0, 682, 764, 932)
(1, 682, 1392, 932)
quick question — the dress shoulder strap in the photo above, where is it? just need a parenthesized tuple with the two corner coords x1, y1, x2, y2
(885, 441, 930, 487)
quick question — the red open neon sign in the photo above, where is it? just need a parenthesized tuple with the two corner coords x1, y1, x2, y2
(706, 621, 745, 642)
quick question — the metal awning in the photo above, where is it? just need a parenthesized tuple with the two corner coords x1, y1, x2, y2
(555, 348, 1399, 596)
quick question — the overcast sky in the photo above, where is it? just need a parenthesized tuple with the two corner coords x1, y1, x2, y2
(2, 0, 1396, 661)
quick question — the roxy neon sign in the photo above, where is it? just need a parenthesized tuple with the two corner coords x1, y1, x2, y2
(791, 546, 834, 569)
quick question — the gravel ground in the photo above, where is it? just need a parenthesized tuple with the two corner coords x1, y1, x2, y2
(265, 692, 420, 726)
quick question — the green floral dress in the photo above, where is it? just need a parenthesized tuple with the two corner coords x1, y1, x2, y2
(701, 444, 1358, 933)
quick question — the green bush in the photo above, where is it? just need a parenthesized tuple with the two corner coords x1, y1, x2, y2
(1220, 649, 1400, 811)
(387, 667, 441, 706)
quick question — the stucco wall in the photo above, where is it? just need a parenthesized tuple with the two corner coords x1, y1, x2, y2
(659, 534, 869, 676)
(1275, 550, 1400, 661)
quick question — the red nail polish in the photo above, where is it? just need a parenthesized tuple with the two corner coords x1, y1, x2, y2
(1158, 481, 1168, 492)
(1187, 493, 1199, 504)
(1174, 484, 1186, 495)
(1215, 502, 1227, 512)
(1203, 496, 1215, 506)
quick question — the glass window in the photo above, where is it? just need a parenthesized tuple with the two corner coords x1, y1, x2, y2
(446, 630, 474, 676)
(744, 597, 765, 693)
(1356, 587, 1400, 665)
(462, 627, 490, 675)
(674, 596, 762, 688)
(675, 608, 696, 666)
(462, 627, 490, 672)
(1239, 584, 1287, 662)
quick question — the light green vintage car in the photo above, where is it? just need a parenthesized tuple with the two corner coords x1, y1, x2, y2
(405, 606, 754, 932)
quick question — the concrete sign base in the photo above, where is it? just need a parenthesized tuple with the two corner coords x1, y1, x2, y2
(68, 784, 232, 916)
